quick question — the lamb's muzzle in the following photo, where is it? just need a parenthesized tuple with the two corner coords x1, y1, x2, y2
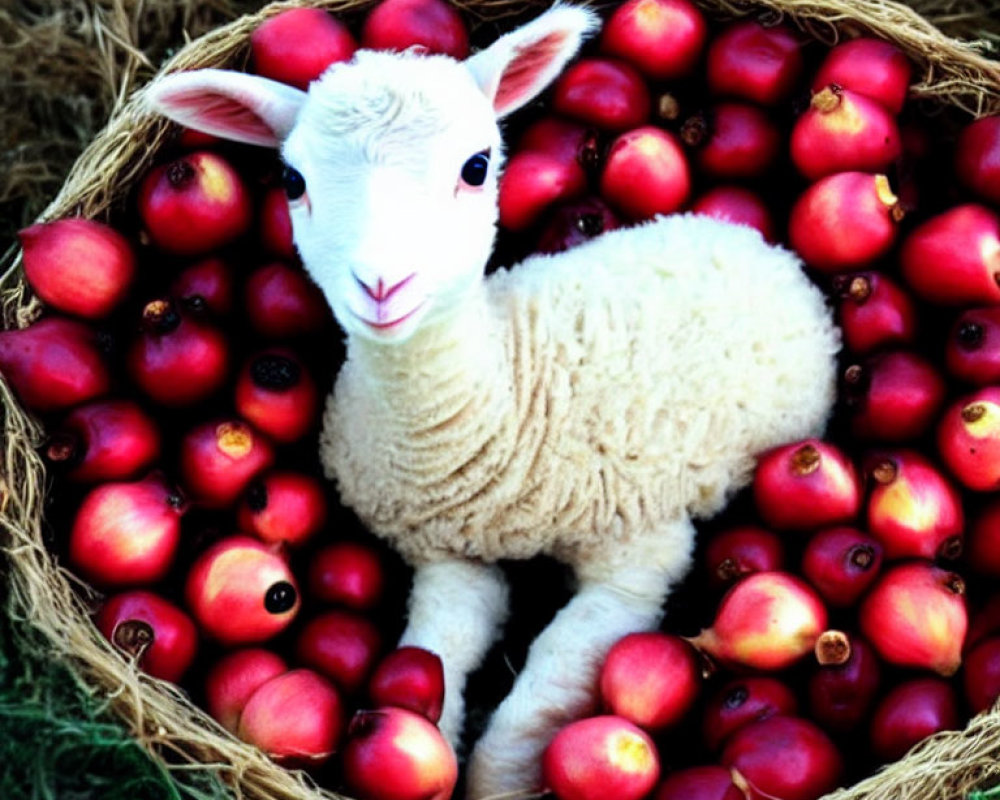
(147, 5, 841, 797)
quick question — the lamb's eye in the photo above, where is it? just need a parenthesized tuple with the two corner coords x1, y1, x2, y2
(461, 151, 490, 187)
(282, 165, 306, 200)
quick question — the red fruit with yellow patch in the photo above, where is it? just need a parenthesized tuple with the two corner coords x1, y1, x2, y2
(237, 668, 344, 766)
(600, 126, 690, 220)
(185, 535, 300, 645)
(138, 150, 252, 256)
(542, 715, 660, 800)
(864, 450, 964, 561)
(791, 85, 902, 180)
(19, 217, 136, 319)
(859, 561, 967, 676)
(599, 632, 702, 732)
(689, 571, 829, 671)
(937, 386, 1000, 491)
(343, 707, 458, 800)
(599, 0, 707, 80)
(69, 473, 186, 588)
(788, 171, 903, 273)
(900, 204, 1000, 305)
(179, 419, 275, 508)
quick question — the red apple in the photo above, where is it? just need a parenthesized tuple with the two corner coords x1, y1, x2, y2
(368, 646, 445, 723)
(295, 609, 383, 695)
(204, 648, 288, 733)
(600, 126, 690, 219)
(308, 541, 387, 610)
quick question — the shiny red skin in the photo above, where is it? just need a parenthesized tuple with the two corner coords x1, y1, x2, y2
(296, 609, 383, 695)
(368, 646, 445, 723)
(859, 561, 967, 676)
(251, 8, 356, 90)
(238, 470, 327, 547)
(535, 196, 621, 254)
(788, 171, 900, 272)
(899, 203, 1000, 305)
(237, 669, 344, 766)
(843, 350, 946, 443)
(96, 590, 198, 683)
(706, 21, 804, 106)
(864, 449, 964, 561)
(833, 271, 918, 355)
(937, 386, 1000, 491)
(138, 151, 252, 256)
(968, 498, 1000, 578)
(179, 419, 275, 508)
(46, 399, 160, 483)
(963, 636, 1000, 715)
(361, 0, 469, 59)
(720, 715, 842, 800)
(703, 524, 784, 589)
(955, 115, 1000, 205)
(19, 218, 135, 319)
(307, 541, 387, 610)
(791, 86, 902, 180)
(552, 58, 651, 132)
(599, 632, 701, 731)
(600, 126, 690, 220)
(683, 102, 781, 179)
(811, 37, 911, 113)
(498, 151, 587, 232)
(599, 0, 707, 80)
(259, 187, 296, 259)
(801, 526, 883, 608)
(869, 677, 960, 762)
(701, 676, 799, 752)
(654, 765, 745, 800)
(752, 438, 861, 531)
(234, 348, 318, 443)
(245, 262, 330, 339)
(127, 300, 230, 407)
(343, 707, 458, 800)
(690, 185, 776, 242)
(947, 307, 1000, 385)
(185, 535, 299, 645)
(691, 571, 829, 671)
(169, 257, 235, 316)
(542, 715, 660, 800)
(807, 634, 881, 733)
(204, 648, 288, 733)
(69, 473, 185, 588)
(517, 116, 601, 172)
(0, 317, 110, 413)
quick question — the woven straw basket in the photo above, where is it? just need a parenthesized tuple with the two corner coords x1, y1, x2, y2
(3, 0, 1000, 798)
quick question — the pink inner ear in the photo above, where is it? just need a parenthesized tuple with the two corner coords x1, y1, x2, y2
(166, 91, 278, 145)
(494, 32, 569, 112)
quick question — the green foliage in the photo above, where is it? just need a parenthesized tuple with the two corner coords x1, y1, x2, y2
(0, 610, 229, 800)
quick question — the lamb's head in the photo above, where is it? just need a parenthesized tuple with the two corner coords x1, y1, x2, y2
(147, 5, 598, 342)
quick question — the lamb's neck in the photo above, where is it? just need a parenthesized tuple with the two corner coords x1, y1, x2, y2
(345, 287, 513, 446)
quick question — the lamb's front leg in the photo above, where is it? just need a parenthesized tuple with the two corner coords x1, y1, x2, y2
(398, 559, 510, 748)
(465, 519, 696, 800)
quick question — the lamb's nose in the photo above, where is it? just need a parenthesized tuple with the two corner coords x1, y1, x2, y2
(354, 273, 414, 303)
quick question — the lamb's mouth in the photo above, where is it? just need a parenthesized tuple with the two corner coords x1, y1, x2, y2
(352, 301, 427, 334)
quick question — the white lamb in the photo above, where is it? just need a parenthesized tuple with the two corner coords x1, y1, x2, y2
(148, 6, 840, 797)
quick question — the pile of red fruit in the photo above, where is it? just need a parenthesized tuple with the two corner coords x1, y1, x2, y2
(3, 0, 1000, 798)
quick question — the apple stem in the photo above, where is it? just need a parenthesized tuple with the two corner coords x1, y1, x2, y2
(815, 629, 851, 666)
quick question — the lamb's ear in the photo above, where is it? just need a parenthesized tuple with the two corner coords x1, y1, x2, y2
(466, 4, 599, 118)
(145, 68, 307, 148)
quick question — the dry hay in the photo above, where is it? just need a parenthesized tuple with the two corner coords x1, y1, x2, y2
(2, 0, 1000, 799)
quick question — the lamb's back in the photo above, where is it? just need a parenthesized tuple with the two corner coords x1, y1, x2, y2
(487, 213, 840, 558)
